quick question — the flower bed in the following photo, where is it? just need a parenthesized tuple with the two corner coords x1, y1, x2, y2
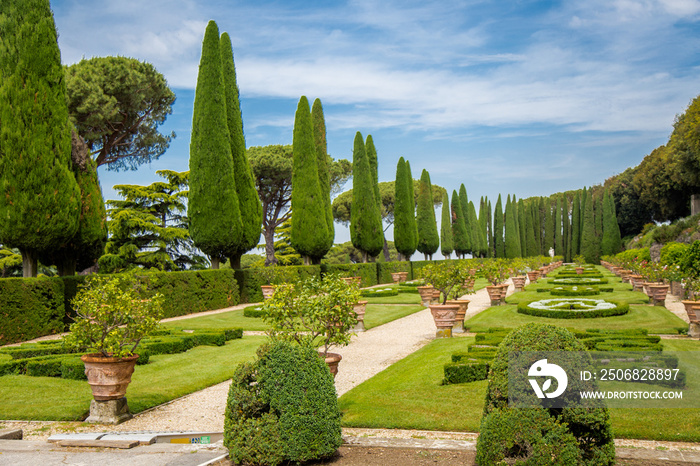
(517, 298, 629, 319)
(550, 277, 609, 286)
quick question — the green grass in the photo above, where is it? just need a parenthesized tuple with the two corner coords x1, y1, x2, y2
(339, 335, 700, 441)
(339, 337, 486, 432)
(161, 307, 270, 331)
(364, 305, 425, 330)
(0, 336, 266, 420)
(364, 291, 422, 305)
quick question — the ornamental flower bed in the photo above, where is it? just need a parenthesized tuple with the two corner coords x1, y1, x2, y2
(549, 286, 601, 297)
(550, 277, 609, 286)
(517, 298, 629, 319)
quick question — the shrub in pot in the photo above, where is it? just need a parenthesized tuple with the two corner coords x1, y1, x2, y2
(224, 341, 342, 466)
(261, 274, 360, 376)
(64, 274, 163, 423)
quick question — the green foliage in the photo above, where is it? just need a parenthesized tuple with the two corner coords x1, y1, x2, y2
(365, 134, 381, 214)
(262, 274, 360, 356)
(581, 189, 600, 263)
(321, 263, 378, 287)
(442, 361, 489, 385)
(517, 299, 629, 319)
(64, 274, 163, 357)
(420, 261, 471, 303)
(0, 278, 65, 345)
(65, 56, 175, 171)
(221, 33, 262, 264)
(224, 342, 342, 465)
(493, 194, 505, 257)
(440, 191, 453, 257)
(660, 242, 689, 266)
(349, 132, 384, 260)
(601, 190, 622, 256)
(451, 190, 470, 257)
(469, 200, 486, 257)
(0, 0, 82, 276)
(680, 240, 700, 277)
(572, 191, 582, 256)
(188, 20, 242, 263)
(361, 287, 398, 297)
(291, 96, 331, 262)
(504, 195, 521, 258)
(99, 170, 206, 273)
(376, 260, 412, 284)
(416, 170, 440, 258)
(554, 196, 564, 256)
(393, 157, 417, 258)
(234, 265, 320, 303)
(0, 246, 23, 277)
(312, 98, 335, 251)
(481, 323, 615, 465)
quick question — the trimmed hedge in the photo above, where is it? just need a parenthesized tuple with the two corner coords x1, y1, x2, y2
(243, 305, 265, 318)
(550, 286, 601, 296)
(361, 287, 398, 297)
(376, 261, 412, 284)
(443, 361, 489, 385)
(518, 299, 629, 319)
(0, 277, 65, 345)
(321, 263, 378, 288)
(235, 265, 321, 303)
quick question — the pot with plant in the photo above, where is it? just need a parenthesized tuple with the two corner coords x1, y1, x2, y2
(681, 278, 700, 338)
(421, 262, 473, 337)
(261, 274, 360, 377)
(257, 266, 288, 301)
(64, 274, 164, 424)
(480, 259, 509, 306)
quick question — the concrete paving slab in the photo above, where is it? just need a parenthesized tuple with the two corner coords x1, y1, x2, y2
(47, 432, 105, 442)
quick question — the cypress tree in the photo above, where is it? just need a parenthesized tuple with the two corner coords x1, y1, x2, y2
(479, 197, 489, 256)
(221, 32, 262, 268)
(581, 189, 598, 263)
(394, 157, 416, 260)
(572, 191, 581, 256)
(416, 169, 439, 260)
(537, 197, 546, 254)
(609, 190, 623, 254)
(554, 196, 564, 256)
(350, 132, 383, 262)
(579, 186, 587, 250)
(459, 185, 472, 255)
(530, 201, 540, 255)
(406, 160, 418, 253)
(543, 199, 554, 256)
(595, 194, 604, 241)
(563, 195, 572, 262)
(291, 96, 331, 263)
(188, 21, 241, 269)
(440, 191, 453, 258)
(0, 0, 82, 277)
(487, 198, 493, 257)
(504, 195, 521, 258)
(525, 201, 538, 257)
(601, 190, 622, 256)
(311, 98, 334, 252)
(451, 190, 469, 258)
(493, 194, 505, 258)
(469, 201, 486, 257)
(517, 198, 527, 257)
(365, 135, 381, 213)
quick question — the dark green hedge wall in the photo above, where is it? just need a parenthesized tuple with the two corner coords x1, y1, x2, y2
(0, 278, 65, 345)
(235, 265, 321, 303)
(376, 261, 412, 284)
(320, 263, 378, 287)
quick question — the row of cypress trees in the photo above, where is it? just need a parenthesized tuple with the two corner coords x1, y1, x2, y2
(188, 21, 262, 269)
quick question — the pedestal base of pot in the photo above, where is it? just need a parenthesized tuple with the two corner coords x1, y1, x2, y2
(353, 321, 365, 332)
(688, 322, 700, 338)
(436, 328, 452, 338)
(86, 397, 132, 424)
(323, 352, 342, 378)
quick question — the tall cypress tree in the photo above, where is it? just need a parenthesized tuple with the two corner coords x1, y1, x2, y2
(504, 195, 521, 258)
(451, 190, 469, 258)
(479, 197, 489, 256)
(440, 191, 453, 258)
(517, 198, 527, 257)
(543, 199, 554, 256)
(572, 191, 581, 256)
(416, 169, 439, 260)
(0, 0, 81, 277)
(554, 196, 564, 256)
(291, 96, 330, 264)
(394, 157, 416, 260)
(579, 186, 588, 250)
(311, 98, 334, 253)
(493, 194, 505, 258)
(537, 197, 546, 254)
(220, 32, 262, 269)
(188, 21, 241, 269)
(601, 190, 622, 256)
(406, 160, 418, 253)
(563, 195, 572, 262)
(350, 132, 383, 262)
(581, 189, 598, 263)
(487, 198, 493, 257)
(365, 135, 381, 213)
(595, 194, 604, 242)
(458, 185, 472, 256)
(525, 201, 538, 257)
(469, 201, 486, 257)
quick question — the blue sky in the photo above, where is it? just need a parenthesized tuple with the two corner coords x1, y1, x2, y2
(51, 0, 700, 252)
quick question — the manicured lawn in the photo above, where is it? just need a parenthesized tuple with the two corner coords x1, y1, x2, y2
(363, 291, 422, 305)
(0, 336, 266, 421)
(364, 305, 425, 330)
(338, 335, 700, 441)
(464, 303, 687, 335)
(161, 307, 269, 331)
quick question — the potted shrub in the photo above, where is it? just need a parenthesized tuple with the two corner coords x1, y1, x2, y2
(261, 274, 360, 377)
(257, 266, 293, 300)
(64, 274, 163, 423)
(480, 259, 509, 306)
(681, 278, 700, 338)
(421, 262, 472, 337)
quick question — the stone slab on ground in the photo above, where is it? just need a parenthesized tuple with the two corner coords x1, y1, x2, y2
(0, 428, 22, 440)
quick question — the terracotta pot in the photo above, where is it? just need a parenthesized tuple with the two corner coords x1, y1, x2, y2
(81, 354, 139, 401)
(322, 352, 342, 378)
(648, 284, 669, 307)
(630, 275, 645, 293)
(260, 285, 275, 300)
(526, 270, 540, 283)
(446, 299, 469, 334)
(462, 277, 475, 292)
(497, 283, 509, 304)
(682, 301, 700, 323)
(538, 267, 548, 278)
(429, 304, 459, 338)
(431, 289, 442, 304)
(485, 285, 502, 306)
(511, 276, 526, 292)
(353, 300, 368, 331)
(620, 270, 631, 283)
(575, 267, 584, 275)
(417, 285, 434, 306)
(391, 271, 409, 283)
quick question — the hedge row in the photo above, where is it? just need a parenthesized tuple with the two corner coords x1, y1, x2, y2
(0, 278, 65, 346)
(517, 299, 629, 319)
(235, 265, 321, 303)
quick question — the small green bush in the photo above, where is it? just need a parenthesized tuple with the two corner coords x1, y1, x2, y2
(243, 305, 265, 318)
(361, 287, 398, 297)
(443, 361, 489, 385)
(224, 342, 342, 465)
(480, 323, 616, 465)
(680, 240, 700, 277)
(615, 247, 651, 263)
(660, 242, 689, 266)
